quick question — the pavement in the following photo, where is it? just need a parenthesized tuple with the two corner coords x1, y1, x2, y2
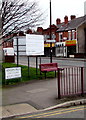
(1, 57, 86, 119)
(1, 77, 86, 119)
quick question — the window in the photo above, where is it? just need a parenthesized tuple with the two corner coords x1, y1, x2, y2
(59, 32, 63, 42)
(68, 31, 71, 40)
(72, 30, 75, 40)
(52, 33, 56, 40)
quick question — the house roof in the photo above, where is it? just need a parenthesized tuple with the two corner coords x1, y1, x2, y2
(57, 15, 86, 32)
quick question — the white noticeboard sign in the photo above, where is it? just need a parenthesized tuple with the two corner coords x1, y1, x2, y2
(5, 67, 21, 80)
(3, 48, 14, 56)
(26, 34, 44, 56)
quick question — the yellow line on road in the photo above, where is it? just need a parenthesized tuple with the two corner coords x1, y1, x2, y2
(16, 105, 86, 119)
(36, 107, 86, 118)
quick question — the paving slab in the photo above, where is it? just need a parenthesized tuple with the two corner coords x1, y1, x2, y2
(0, 103, 37, 118)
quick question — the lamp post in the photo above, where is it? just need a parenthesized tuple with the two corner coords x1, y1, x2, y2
(50, 0, 52, 63)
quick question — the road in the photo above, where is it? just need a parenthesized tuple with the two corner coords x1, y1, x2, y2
(15, 56, 86, 68)
(15, 56, 86, 92)
(13, 105, 85, 119)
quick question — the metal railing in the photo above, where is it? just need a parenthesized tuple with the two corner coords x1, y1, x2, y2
(57, 67, 84, 99)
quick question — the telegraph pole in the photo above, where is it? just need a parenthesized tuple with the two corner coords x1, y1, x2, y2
(50, 0, 52, 63)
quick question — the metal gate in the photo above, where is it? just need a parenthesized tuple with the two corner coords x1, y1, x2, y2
(57, 67, 84, 99)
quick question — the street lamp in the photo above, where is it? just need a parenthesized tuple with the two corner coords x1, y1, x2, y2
(50, 0, 52, 63)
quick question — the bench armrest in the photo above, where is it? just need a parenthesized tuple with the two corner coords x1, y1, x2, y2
(58, 68, 64, 71)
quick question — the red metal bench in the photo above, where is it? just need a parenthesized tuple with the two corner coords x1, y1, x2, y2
(39, 63, 58, 79)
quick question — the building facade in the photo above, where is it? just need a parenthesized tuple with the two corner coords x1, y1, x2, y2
(57, 15, 86, 57)
(36, 15, 79, 57)
(36, 25, 58, 56)
(3, 15, 86, 58)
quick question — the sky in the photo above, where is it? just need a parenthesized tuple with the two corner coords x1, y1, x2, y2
(38, 0, 86, 29)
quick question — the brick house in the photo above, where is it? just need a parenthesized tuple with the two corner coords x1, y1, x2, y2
(36, 25, 53, 56)
(57, 15, 86, 57)
(3, 35, 14, 48)
(36, 15, 78, 57)
(36, 15, 86, 57)
(37, 25, 58, 56)
(3, 15, 86, 58)
(3, 31, 25, 48)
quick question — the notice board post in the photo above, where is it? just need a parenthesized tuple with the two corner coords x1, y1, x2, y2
(28, 56, 30, 77)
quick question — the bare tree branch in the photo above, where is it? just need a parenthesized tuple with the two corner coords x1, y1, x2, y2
(0, 0, 47, 42)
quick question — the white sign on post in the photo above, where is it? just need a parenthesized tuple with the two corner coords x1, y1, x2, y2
(5, 67, 21, 80)
(26, 34, 44, 56)
(3, 48, 14, 56)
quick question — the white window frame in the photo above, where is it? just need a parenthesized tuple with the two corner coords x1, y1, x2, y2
(72, 30, 75, 40)
(59, 32, 63, 42)
(68, 31, 71, 40)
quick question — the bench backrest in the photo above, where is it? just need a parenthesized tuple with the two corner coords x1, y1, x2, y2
(39, 63, 58, 70)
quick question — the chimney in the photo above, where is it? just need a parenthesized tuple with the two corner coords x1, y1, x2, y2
(26, 29, 32, 34)
(56, 18, 61, 25)
(70, 15, 76, 20)
(18, 31, 25, 36)
(64, 16, 68, 24)
(37, 27, 43, 33)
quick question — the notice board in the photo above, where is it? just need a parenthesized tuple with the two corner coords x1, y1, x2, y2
(5, 67, 21, 80)
(26, 34, 44, 56)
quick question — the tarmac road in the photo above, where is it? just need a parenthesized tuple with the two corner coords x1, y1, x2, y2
(15, 105, 85, 119)
(15, 56, 86, 68)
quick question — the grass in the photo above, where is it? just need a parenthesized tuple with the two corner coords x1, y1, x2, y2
(1, 62, 56, 86)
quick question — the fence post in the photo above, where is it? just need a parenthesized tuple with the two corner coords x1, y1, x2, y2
(81, 67, 84, 96)
(58, 68, 61, 99)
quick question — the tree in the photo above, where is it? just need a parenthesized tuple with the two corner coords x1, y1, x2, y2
(0, 0, 46, 41)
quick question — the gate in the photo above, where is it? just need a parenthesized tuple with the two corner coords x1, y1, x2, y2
(58, 67, 84, 99)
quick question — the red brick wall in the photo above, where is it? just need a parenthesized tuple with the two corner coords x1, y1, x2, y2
(3, 41, 13, 48)
(63, 32, 68, 40)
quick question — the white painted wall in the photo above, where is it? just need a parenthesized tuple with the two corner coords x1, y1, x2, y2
(77, 23, 86, 53)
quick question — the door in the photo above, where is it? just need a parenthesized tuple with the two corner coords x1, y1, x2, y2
(67, 46, 76, 57)
(84, 28, 86, 54)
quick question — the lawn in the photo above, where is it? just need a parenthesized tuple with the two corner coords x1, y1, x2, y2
(1, 63, 56, 86)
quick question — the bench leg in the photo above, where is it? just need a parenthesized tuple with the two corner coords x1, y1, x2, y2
(55, 71, 56, 77)
(40, 71, 42, 75)
(45, 72, 46, 79)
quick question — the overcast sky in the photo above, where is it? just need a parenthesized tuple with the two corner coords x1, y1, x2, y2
(38, 0, 86, 28)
